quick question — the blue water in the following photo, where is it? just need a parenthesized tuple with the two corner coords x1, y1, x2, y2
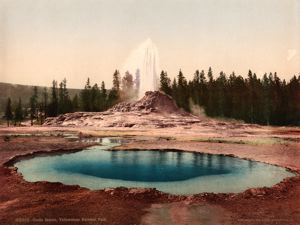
(15, 138, 295, 195)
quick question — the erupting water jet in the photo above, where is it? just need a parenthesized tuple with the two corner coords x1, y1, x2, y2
(122, 38, 160, 98)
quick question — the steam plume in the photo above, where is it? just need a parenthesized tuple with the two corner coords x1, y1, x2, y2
(122, 38, 160, 98)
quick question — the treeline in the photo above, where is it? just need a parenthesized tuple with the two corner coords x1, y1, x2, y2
(3, 68, 299, 126)
(79, 70, 140, 112)
(160, 68, 300, 126)
(3, 70, 140, 126)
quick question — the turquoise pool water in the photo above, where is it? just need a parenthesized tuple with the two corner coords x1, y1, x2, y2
(15, 138, 295, 195)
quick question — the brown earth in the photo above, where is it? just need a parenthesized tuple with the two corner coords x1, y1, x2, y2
(0, 125, 299, 225)
(0, 134, 163, 225)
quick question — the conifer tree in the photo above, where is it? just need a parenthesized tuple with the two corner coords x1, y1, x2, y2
(80, 78, 92, 111)
(199, 70, 207, 106)
(206, 67, 215, 116)
(48, 80, 58, 117)
(57, 78, 72, 114)
(171, 78, 178, 105)
(159, 70, 172, 96)
(91, 83, 100, 111)
(191, 70, 200, 105)
(113, 70, 121, 91)
(286, 75, 300, 124)
(215, 71, 227, 116)
(100, 81, 107, 110)
(107, 70, 121, 107)
(58, 81, 65, 114)
(4, 98, 13, 127)
(121, 71, 134, 100)
(42, 87, 48, 118)
(161, 67, 299, 125)
(261, 73, 271, 124)
(72, 94, 79, 112)
(14, 98, 23, 126)
(176, 70, 189, 111)
(63, 79, 73, 113)
(29, 86, 38, 125)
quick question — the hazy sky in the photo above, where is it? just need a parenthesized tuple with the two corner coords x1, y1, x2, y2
(1, 0, 299, 88)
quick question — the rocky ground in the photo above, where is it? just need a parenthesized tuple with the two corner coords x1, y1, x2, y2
(0, 91, 300, 225)
(43, 91, 203, 128)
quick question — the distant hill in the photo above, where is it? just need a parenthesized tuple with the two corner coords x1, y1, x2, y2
(0, 82, 81, 113)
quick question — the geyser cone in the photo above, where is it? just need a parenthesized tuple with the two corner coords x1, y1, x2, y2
(109, 91, 185, 114)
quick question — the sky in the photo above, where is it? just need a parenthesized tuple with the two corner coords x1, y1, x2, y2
(0, 0, 299, 88)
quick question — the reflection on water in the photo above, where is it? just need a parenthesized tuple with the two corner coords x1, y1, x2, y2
(78, 137, 124, 144)
(15, 137, 295, 195)
(92, 150, 231, 182)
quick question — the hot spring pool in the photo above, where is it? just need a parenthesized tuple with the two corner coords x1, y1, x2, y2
(15, 138, 295, 195)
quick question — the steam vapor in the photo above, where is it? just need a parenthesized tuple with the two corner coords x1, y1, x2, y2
(122, 38, 160, 98)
